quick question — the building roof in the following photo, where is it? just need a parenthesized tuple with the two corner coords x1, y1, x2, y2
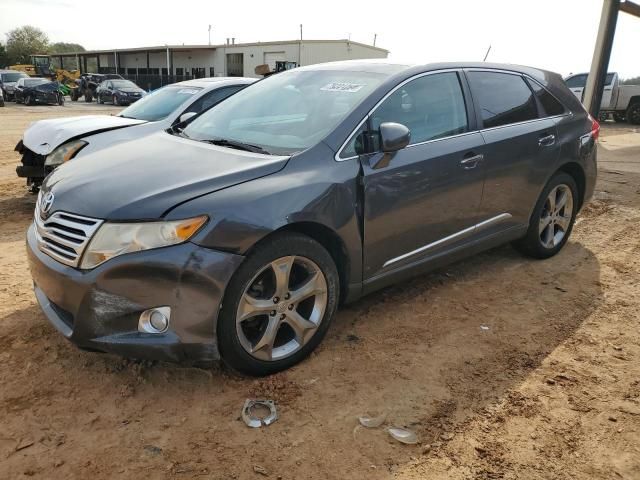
(50, 39, 389, 57)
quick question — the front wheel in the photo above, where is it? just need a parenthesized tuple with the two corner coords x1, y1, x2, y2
(217, 232, 339, 376)
(112, 94, 119, 106)
(25, 94, 34, 106)
(512, 172, 578, 259)
(627, 103, 640, 125)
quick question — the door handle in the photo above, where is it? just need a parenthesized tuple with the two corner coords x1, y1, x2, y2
(538, 134, 556, 147)
(460, 154, 483, 170)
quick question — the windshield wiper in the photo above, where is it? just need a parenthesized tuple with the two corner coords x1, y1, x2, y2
(201, 138, 270, 155)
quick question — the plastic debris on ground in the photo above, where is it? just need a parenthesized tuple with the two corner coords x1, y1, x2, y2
(387, 427, 419, 444)
(358, 412, 387, 428)
(242, 399, 278, 428)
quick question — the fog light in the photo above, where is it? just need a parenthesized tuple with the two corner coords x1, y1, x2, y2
(138, 307, 171, 334)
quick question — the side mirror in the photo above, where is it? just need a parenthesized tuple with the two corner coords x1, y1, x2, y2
(179, 112, 197, 124)
(380, 122, 411, 152)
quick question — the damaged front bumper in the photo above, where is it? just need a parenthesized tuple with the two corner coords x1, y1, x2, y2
(26, 223, 244, 364)
(15, 140, 49, 186)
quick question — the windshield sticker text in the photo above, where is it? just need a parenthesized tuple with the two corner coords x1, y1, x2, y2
(320, 82, 365, 93)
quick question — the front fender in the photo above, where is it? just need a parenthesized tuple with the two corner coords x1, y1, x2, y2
(166, 143, 364, 287)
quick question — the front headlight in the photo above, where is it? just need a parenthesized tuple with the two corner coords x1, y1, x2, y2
(119, 92, 128, 96)
(44, 140, 88, 167)
(80, 216, 208, 269)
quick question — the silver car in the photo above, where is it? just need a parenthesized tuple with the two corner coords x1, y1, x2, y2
(16, 77, 255, 190)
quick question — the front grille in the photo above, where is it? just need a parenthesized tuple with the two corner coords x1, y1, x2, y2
(34, 199, 103, 268)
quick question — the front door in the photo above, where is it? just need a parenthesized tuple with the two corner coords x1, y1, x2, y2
(359, 71, 486, 278)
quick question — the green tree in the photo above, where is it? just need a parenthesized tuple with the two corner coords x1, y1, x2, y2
(622, 76, 640, 85)
(49, 42, 85, 54)
(0, 42, 8, 68)
(5, 25, 49, 64)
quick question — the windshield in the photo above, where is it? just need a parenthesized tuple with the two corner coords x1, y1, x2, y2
(119, 85, 202, 121)
(183, 69, 388, 155)
(112, 80, 138, 89)
(24, 79, 49, 87)
(1, 72, 28, 83)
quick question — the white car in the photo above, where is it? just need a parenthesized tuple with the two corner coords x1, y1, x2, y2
(564, 72, 640, 124)
(16, 76, 255, 191)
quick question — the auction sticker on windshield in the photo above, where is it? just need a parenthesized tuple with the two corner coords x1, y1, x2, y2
(320, 82, 365, 93)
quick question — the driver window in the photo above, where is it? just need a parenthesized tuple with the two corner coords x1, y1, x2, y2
(370, 72, 468, 147)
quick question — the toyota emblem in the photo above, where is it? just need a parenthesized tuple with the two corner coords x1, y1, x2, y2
(41, 191, 55, 215)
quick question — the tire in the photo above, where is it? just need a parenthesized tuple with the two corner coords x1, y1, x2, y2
(512, 172, 578, 259)
(97, 94, 103, 104)
(627, 103, 640, 125)
(113, 94, 119, 106)
(217, 232, 339, 376)
(57, 94, 64, 106)
(71, 90, 78, 101)
(613, 113, 626, 123)
(84, 92, 93, 102)
(598, 111, 608, 123)
(25, 94, 33, 106)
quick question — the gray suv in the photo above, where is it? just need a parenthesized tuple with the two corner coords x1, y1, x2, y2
(27, 61, 598, 376)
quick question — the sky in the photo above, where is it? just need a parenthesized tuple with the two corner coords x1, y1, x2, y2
(1, 0, 639, 79)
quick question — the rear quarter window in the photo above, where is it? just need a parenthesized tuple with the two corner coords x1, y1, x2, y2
(527, 79, 566, 117)
(467, 71, 537, 129)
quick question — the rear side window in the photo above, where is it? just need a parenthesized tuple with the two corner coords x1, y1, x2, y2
(370, 72, 468, 145)
(527, 79, 566, 117)
(468, 71, 537, 128)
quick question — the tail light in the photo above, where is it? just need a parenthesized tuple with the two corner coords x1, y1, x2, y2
(588, 114, 600, 141)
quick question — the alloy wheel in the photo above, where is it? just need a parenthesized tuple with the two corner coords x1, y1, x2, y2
(539, 184, 573, 249)
(235, 255, 328, 362)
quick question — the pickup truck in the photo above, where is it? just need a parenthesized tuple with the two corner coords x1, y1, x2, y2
(564, 72, 640, 124)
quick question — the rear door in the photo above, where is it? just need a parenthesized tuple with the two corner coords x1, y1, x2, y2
(357, 70, 487, 278)
(466, 70, 561, 230)
(601, 73, 616, 109)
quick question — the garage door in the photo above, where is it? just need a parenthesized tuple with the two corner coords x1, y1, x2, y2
(226, 53, 244, 77)
(264, 52, 286, 71)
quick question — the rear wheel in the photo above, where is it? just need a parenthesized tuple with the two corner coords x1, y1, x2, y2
(613, 112, 626, 123)
(84, 92, 93, 102)
(218, 232, 339, 376)
(57, 93, 64, 106)
(627, 103, 640, 125)
(512, 172, 578, 259)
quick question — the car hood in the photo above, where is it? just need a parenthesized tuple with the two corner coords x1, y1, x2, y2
(42, 131, 290, 220)
(23, 115, 147, 155)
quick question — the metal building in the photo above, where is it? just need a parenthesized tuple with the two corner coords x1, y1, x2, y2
(51, 39, 389, 89)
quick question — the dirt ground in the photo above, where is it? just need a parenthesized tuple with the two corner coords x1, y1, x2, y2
(1, 102, 639, 480)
